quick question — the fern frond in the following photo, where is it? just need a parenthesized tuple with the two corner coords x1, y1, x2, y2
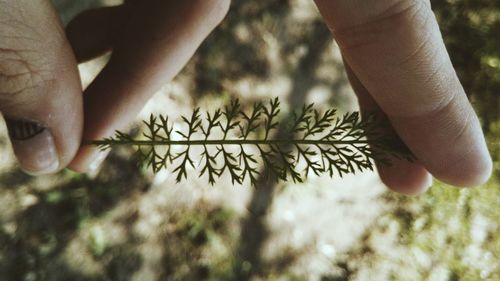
(86, 98, 415, 185)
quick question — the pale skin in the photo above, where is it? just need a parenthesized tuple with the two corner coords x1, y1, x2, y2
(0, 0, 492, 195)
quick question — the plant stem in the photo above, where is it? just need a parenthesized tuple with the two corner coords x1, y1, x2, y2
(84, 139, 374, 147)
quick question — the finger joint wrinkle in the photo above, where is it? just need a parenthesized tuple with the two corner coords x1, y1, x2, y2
(0, 55, 44, 96)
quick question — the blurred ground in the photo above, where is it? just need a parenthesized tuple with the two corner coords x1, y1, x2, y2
(0, 1, 499, 281)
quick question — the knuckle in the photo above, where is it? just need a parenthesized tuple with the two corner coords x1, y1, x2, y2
(0, 48, 44, 97)
(0, 43, 50, 96)
(0, 17, 51, 97)
(0, 2, 62, 107)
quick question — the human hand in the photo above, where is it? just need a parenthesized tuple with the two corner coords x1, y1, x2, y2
(0, 0, 230, 174)
(314, 0, 492, 194)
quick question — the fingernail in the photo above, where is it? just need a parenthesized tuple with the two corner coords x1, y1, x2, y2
(5, 118, 59, 175)
(424, 174, 433, 190)
(88, 150, 109, 176)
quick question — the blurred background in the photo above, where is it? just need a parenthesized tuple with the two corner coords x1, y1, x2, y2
(0, 0, 498, 280)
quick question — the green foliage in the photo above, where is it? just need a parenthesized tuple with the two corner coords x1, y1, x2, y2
(88, 98, 414, 185)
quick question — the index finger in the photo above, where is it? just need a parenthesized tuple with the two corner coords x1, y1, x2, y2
(315, 0, 492, 186)
(68, 0, 230, 173)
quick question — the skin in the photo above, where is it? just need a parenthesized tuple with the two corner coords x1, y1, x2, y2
(0, 0, 492, 194)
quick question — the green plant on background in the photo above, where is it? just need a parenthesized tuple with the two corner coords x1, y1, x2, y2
(86, 98, 414, 185)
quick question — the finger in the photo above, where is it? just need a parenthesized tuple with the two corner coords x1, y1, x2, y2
(344, 61, 432, 195)
(0, 0, 82, 174)
(66, 5, 127, 62)
(315, 0, 492, 187)
(69, 0, 231, 173)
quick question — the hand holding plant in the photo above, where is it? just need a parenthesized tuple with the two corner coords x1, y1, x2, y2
(0, 0, 492, 195)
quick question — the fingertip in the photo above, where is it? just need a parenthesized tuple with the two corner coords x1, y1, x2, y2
(5, 120, 60, 175)
(396, 106, 494, 188)
(68, 146, 108, 175)
(434, 148, 493, 188)
(472, 155, 494, 186)
(378, 159, 433, 196)
(67, 148, 90, 173)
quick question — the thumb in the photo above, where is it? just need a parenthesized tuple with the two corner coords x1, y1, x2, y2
(0, 0, 82, 175)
